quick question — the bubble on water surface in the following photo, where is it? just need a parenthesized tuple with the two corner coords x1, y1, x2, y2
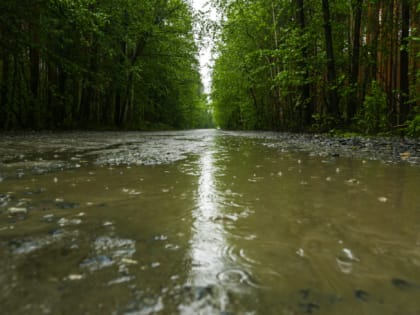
(378, 196, 388, 203)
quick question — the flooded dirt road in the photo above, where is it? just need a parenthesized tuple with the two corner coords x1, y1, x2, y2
(1, 130, 420, 314)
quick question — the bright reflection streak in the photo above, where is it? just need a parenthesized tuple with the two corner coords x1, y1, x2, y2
(188, 148, 226, 285)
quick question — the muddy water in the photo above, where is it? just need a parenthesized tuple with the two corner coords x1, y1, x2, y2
(1, 130, 420, 314)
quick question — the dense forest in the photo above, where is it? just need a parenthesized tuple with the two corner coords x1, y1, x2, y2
(212, 0, 420, 136)
(0, 0, 212, 130)
(1, 1, 420, 136)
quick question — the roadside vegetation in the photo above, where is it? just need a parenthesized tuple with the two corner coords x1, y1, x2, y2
(1, 0, 419, 137)
(211, 0, 420, 137)
(0, 0, 212, 130)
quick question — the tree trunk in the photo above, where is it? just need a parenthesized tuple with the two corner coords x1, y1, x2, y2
(29, 42, 40, 129)
(348, 0, 363, 121)
(57, 67, 66, 127)
(29, 47, 39, 99)
(321, 0, 340, 118)
(0, 52, 10, 128)
(296, 0, 313, 127)
(399, 0, 410, 123)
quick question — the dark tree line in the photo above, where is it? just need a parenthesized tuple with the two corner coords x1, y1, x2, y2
(212, 0, 420, 135)
(0, 0, 212, 130)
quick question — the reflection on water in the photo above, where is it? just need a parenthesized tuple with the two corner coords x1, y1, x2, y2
(1, 130, 420, 314)
(189, 148, 225, 284)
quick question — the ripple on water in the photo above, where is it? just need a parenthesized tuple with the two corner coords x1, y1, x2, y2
(336, 248, 359, 274)
(220, 245, 260, 269)
(217, 268, 260, 289)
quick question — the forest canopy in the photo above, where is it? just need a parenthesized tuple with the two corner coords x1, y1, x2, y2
(211, 0, 420, 135)
(0, 0, 213, 130)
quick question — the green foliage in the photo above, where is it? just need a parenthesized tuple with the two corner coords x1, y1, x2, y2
(311, 114, 339, 132)
(354, 81, 387, 134)
(0, 0, 209, 130)
(211, 0, 418, 134)
(406, 114, 420, 138)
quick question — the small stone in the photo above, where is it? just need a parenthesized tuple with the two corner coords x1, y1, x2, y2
(67, 274, 83, 280)
(58, 218, 82, 226)
(43, 214, 54, 220)
(107, 276, 133, 285)
(121, 258, 138, 265)
(8, 207, 27, 215)
(400, 152, 411, 160)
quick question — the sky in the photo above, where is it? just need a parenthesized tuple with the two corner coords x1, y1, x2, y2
(191, 0, 218, 94)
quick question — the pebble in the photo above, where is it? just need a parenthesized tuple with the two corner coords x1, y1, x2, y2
(58, 218, 82, 226)
(121, 258, 138, 265)
(67, 274, 84, 281)
(8, 207, 27, 215)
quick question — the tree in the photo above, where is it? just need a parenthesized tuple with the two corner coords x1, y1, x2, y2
(347, 0, 363, 121)
(0, 0, 209, 130)
(321, 0, 339, 118)
(296, 0, 313, 126)
(400, 0, 410, 123)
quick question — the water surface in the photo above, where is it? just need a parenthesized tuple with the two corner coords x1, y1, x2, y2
(1, 130, 420, 314)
